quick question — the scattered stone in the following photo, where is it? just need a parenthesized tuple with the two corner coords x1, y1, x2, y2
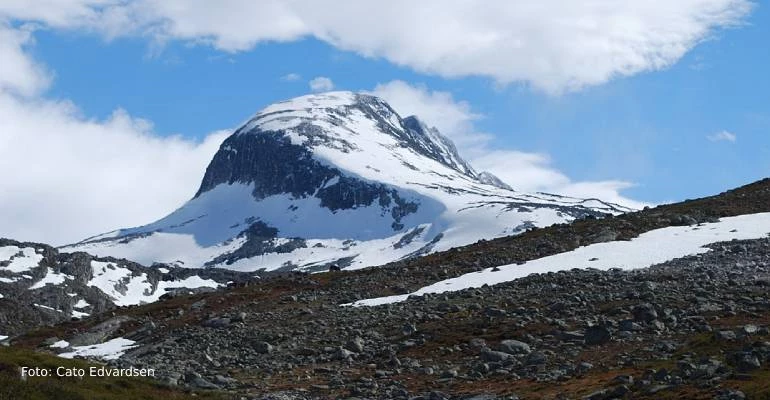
(345, 336, 365, 353)
(202, 317, 231, 328)
(497, 339, 531, 355)
(255, 341, 274, 354)
(480, 348, 511, 362)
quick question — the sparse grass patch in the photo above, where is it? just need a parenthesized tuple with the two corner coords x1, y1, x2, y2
(0, 346, 229, 400)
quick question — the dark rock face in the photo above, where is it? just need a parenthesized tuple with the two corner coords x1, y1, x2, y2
(196, 132, 336, 199)
(195, 131, 421, 232)
(400, 115, 475, 176)
(205, 221, 307, 267)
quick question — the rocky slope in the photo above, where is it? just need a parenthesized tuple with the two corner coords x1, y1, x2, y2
(0, 239, 253, 339)
(65, 91, 631, 272)
(7, 178, 770, 399)
(106, 238, 770, 399)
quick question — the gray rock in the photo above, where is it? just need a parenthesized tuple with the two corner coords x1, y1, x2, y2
(255, 341, 274, 354)
(735, 353, 761, 372)
(345, 336, 365, 353)
(185, 372, 220, 390)
(559, 331, 584, 341)
(632, 303, 658, 322)
(334, 347, 354, 360)
(231, 311, 247, 322)
(214, 374, 238, 385)
(480, 348, 511, 362)
(190, 299, 206, 311)
(202, 317, 231, 328)
(742, 324, 759, 335)
(612, 374, 633, 385)
(69, 316, 132, 346)
(618, 319, 643, 332)
(526, 351, 547, 365)
(715, 389, 747, 400)
(715, 330, 737, 341)
(497, 339, 531, 355)
(584, 326, 611, 345)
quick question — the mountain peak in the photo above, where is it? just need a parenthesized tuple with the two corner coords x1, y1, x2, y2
(210, 90, 482, 196)
(256, 91, 383, 115)
(240, 91, 399, 136)
(68, 93, 632, 272)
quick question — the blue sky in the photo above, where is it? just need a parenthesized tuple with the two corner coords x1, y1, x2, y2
(0, 1, 766, 244)
(30, 4, 769, 202)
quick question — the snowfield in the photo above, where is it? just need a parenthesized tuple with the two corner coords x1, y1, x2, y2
(350, 212, 770, 306)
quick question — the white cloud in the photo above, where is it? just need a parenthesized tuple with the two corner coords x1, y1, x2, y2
(370, 81, 488, 152)
(281, 72, 301, 81)
(707, 130, 737, 142)
(309, 76, 334, 92)
(0, 24, 228, 245)
(0, 0, 752, 93)
(373, 81, 650, 209)
(0, 23, 51, 97)
(0, 0, 110, 29)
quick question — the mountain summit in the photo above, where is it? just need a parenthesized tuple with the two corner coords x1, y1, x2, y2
(66, 91, 631, 271)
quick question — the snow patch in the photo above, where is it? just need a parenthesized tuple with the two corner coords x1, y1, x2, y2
(88, 260, 220, 306)
(28, 268, 74, 289)
(351, 213, 770, 306)
(58, 337, 137, 360)
(0, 246, 43, 273)
(74, 299, 90, 308)
(50, 340, 70, 349)
(0, 246, 21, 261)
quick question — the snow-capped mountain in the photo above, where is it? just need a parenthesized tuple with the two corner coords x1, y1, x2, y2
(65, 91, 632, 272)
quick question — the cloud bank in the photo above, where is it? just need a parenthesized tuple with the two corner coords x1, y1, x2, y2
(0, 0, 752, 93)
(0, 23, 228, 245)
